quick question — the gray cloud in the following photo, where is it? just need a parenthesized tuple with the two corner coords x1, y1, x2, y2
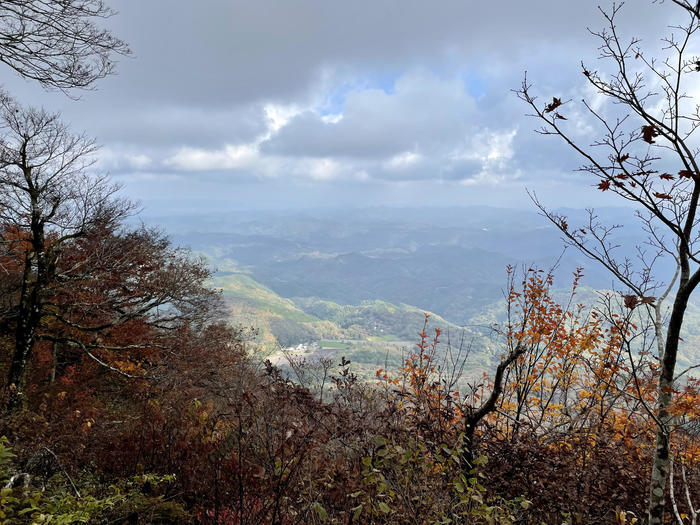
(97, 0, 662, 107)
(0, 0, 684, 212)
(95, 105, 267, 149)
(261, 71, 478, 159)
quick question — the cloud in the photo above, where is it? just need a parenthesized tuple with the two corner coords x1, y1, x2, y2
(4, 0, 681, 212)
(384, 151, 423, 171)
(166, 144, 259, 171)
(92, 69, 540, 187)
(97, 148, 153, 171)
(262, 71, 478, 159)
(258, 71, 524, 183)
(91, 0, 664, 111)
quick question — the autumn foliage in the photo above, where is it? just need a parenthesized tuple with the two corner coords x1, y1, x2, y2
(1, 210, 698, 525)
(0, 95, 696, 521)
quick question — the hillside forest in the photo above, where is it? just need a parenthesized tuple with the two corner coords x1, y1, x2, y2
(0, 1, 699, 524)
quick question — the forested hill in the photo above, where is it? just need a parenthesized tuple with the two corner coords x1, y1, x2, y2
(211, 271, 497, 380)
(154, 207, 697, 376)
(153, 205, 665, 325)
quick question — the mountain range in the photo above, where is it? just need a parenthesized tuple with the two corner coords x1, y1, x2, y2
(142, 206, 696, 378)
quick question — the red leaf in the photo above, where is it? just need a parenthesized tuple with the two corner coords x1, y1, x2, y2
(678, 169, 695, 179)
(597, 180, 611, 191)
(659, 173, 674, 180)
(653, 192, 672, 200)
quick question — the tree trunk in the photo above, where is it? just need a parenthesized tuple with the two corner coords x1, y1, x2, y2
(6, 187, 50, 413)
(460, 344, 525, 471)
(6, 253, 39, 412)
(648, 284, 689, 524)
(462, 420, 477, 471)
(7, 331, 33, 412)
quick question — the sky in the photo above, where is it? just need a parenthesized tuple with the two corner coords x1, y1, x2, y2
(0, 1, 692, 215)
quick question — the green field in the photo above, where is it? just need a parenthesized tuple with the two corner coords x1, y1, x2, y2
(319, 340, 351, 349)
(368, 334, 400, 342)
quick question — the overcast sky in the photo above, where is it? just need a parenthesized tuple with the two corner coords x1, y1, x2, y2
(1, 1, 692, 214)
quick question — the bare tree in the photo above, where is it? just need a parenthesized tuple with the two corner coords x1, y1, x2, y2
(0, 0, 130, 93)
(283, 350, 335, 403)
(0, 95, 222, 412)
(666, 0, 700, 18)
(0, 94, 129, 409)
(517, 3, 700, 523)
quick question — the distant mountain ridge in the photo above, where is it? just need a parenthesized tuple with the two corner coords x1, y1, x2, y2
(196, 202, 698, 378)
(157, 205, 665, 325)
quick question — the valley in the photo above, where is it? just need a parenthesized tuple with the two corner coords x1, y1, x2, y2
(147, 206, 698, 381)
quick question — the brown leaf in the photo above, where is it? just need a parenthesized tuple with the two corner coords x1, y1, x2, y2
(678, 169, 695, 179)
(544, 97, 563, 113)
(641, 125, 660, 144)
(597, 180, 611, 191)
(623, 294, 639, 309)
(659, 173, 674, 180)
(618, 153, 630, 163)
(653, 192, 672, 200)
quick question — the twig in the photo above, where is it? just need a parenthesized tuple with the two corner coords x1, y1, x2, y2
(43, 447, 81, 499)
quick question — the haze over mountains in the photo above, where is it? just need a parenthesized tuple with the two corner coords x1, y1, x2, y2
(150, 205, 659, 323)
(136, 204, 697, 378)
